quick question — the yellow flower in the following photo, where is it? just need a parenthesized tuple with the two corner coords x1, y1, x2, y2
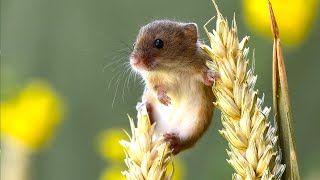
(0, 80, 63, 151)
(100, 166, 126, 180)
(243, 0, 319, 46)
(98, 128, 128, 162)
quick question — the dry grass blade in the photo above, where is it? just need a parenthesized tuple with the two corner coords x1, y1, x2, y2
(268, 1, 300, 179)
(202, 1, 285, 179)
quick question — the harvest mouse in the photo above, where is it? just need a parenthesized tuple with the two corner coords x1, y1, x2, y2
(130, 20, 216, 154)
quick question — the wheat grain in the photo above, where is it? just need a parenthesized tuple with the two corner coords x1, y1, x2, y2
(202, 1, 286, 179)
(119, 105, 173, 180)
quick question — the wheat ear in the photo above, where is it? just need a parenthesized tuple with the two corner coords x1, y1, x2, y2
(119, 105, 173, 180)
(201, 2, 286, 179)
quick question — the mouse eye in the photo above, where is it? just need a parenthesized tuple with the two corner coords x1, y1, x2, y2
(154, 39, 164, 49)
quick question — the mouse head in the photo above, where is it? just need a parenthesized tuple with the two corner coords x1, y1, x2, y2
(130, 20, 199, 72)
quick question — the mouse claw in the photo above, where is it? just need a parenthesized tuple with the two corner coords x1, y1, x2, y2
(164, 133, 181, 155)
(204, 69, 219, 86)
(157, 90, 171, 106)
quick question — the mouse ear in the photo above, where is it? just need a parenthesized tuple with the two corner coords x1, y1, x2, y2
(183, 23, 198, 43)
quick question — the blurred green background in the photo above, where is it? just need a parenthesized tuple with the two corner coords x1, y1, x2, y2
(1, 0, 320, 179)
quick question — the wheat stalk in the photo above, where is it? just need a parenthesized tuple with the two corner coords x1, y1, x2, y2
(119, 105, 173, 180)
(201, 1, 286, 179)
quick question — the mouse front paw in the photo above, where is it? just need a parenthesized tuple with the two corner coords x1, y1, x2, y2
(164, 133, 181, 155)
(157, 90, 171, 106)
(203, 69, 219, 86)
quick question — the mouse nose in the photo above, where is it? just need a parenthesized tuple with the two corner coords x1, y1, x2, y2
(130, 55, 146, 70)
(130, 56, 142, 65)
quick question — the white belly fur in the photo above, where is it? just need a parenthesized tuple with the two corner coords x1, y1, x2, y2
(152, 78, 203, 141)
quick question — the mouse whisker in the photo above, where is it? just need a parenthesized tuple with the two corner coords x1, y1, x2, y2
(111, 60, 129, 73)
(112, 70, 127, 108)
(108, 64, 126, 89)
(121, 67, 131, 102)
(133, 71, 137, 84)
(124, 64, 132, 91)
(116, 49, 131, 55)
(119, 40, 133, 52)
(108, 72, 121, 91)
(124, 61, 133, 85)
(127, 69, 135, 91)
(103, 57, 125, 72)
